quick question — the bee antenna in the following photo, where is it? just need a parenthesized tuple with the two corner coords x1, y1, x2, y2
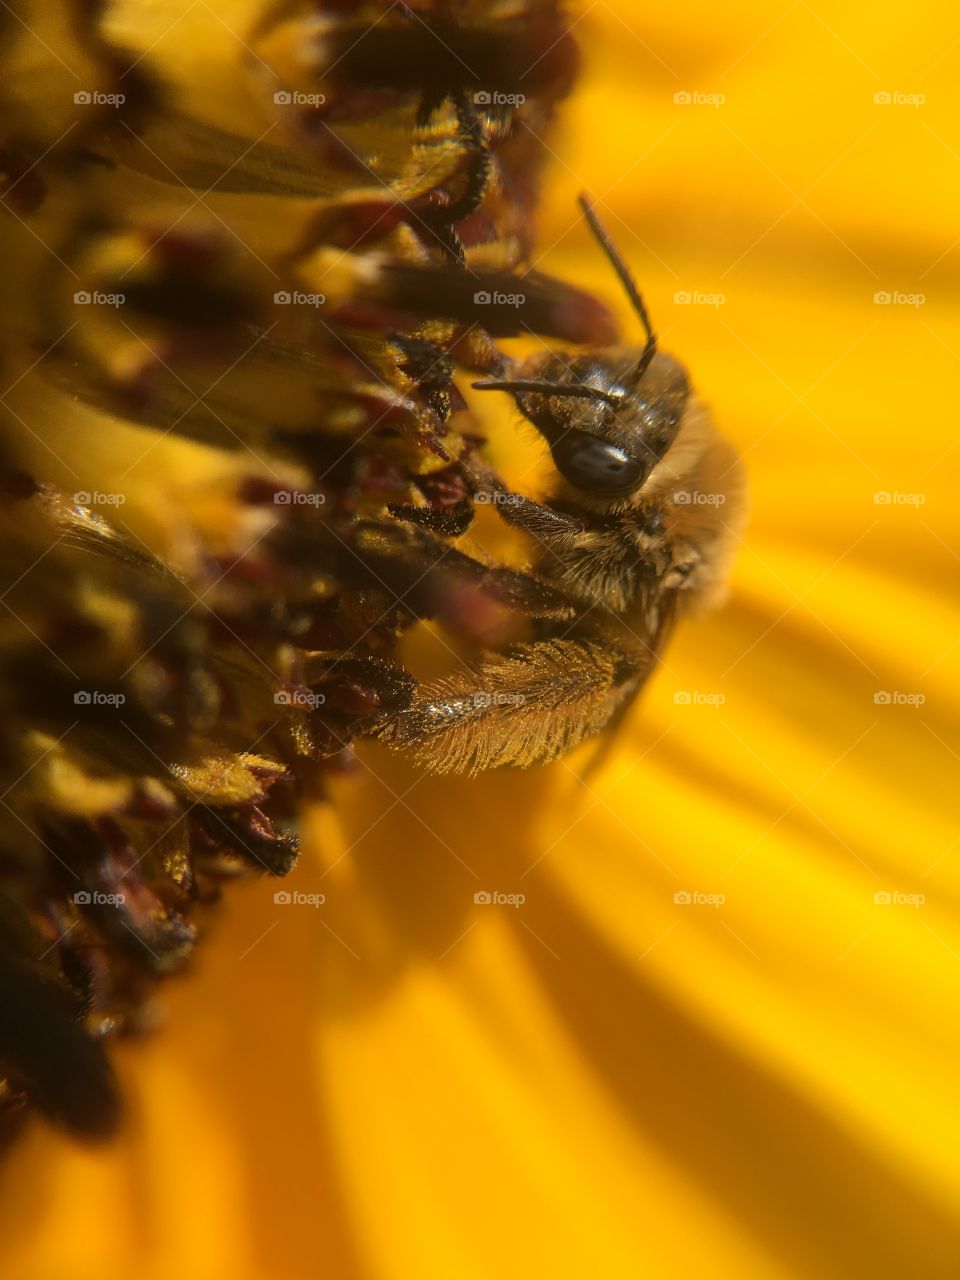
(472, 378, 623, 405)
(578, 193, 657, 380)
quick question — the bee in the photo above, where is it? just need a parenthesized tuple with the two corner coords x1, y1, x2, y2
(375, 196, 746, 773)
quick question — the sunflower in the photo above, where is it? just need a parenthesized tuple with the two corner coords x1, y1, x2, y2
(1, 1, 959, 1278)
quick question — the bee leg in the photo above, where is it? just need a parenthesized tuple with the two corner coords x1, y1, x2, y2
(373, 636, 649, 774)
(414, 93, 491, 266)
(492, 492, 585, 540)
(351, 519, 576, 624)
(476, 485, 588, 583)
(446, 93, 493, 224)
(389, 334, 454, 425)
(464, 461, 586, 541)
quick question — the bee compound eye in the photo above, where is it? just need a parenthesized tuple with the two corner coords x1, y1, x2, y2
(551, 432, 645, 495)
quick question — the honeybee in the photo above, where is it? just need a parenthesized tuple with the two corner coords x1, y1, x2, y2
(375, 196, 745, 774)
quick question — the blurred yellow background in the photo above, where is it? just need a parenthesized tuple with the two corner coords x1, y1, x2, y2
(2, 2, 959, 1277)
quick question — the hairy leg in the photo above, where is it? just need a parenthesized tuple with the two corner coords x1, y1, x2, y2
(374, 636, 649, 774)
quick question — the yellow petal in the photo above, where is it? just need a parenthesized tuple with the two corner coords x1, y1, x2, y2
(2, 2, 959, 1279)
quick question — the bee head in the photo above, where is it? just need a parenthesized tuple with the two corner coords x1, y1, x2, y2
(472, 196, 689, 500)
